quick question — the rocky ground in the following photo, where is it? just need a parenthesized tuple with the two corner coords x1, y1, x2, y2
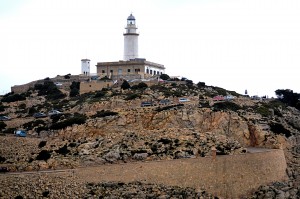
(1, 81, 300, 198)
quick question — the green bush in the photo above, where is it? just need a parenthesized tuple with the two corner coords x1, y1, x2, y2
(50, 113, 87, 130)
(34, 80, 66, 100)
(38, 141, 47, 148)
(213, 101, 241, 112)
(22, 120, 46, 131)
(125, 93, 140, 100)
(1, 92, 26, 102)
(2, 128, 15, 134)
(160, 74, 170, 80)
(131, 82, 148, 90)
(156, 104, 184, 112)
(70, 81, 80, 97)
(91, 110, 118, 118)
(55, 145, 70, 156)
(269, 122, 292, 138)
(36, 150, 52, 161)
(93, 91, 107, 98)
(0, 122, 7, 131)
(121, 80, 131, 90)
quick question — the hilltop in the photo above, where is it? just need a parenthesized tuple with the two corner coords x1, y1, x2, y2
(0, 76, 299, 198)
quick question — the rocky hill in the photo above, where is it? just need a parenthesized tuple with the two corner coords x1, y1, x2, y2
(0, 79, 299, 198)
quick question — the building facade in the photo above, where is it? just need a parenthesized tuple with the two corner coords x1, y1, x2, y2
(96, 14, 165, 81)
(96, 58, 165, 80)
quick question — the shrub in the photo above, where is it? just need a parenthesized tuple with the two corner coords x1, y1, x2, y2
(0, 103, 6, 112)
(38, 141, 47, 148)
(1, 92, 26, 102)
(50, 113, 86, 130)
(269, 122, 292, 138)
(124, 93, 140, 100)
(213, 101, 241, 112)
(36, 150, 51, 161)
(156, 104, 184, 112)
(0, 122, 7, 131)
(2, 128, 15, 134)
(197, 82, 206, 88)
(70, 81, 80, 97)
(64, 74, 71, 79)
(18, 103, 26, 109)
(22, 120, 46, 131)
(34, 80, 66, 100)
(131, 82, 148, 90)
(91, 110, 118, 118)
(121, 80, 131, 90)
(93, 91, 107, 98)
(55, 145, 70, 156)
(160, 74, 170, 80)
(70, 88, 79, 97)
(0, 155, 6, 163)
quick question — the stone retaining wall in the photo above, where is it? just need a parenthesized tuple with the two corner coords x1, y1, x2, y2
(1, 149, 287, 198)
(75, 149, 287, 198)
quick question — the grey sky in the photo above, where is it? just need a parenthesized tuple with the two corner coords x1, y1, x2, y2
(1, 0, 299, 97)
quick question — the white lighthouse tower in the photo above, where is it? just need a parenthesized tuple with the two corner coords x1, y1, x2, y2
(123, 13, 139, 61)
(81, 59, 90, 76)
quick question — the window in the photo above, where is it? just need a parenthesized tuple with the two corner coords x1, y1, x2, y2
(150, 70, 152, 75)
(146, 69, 149, 74)
(128, 69, 131, 73)
(135, 69, 140, 73)
(110, 70, 113, 74)
(118, 69, 122, 74)
(102, 70, 105, 73)
(154, 71, 156, 75)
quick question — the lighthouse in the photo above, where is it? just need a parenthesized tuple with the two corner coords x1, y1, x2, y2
(123, 13, 139, 60)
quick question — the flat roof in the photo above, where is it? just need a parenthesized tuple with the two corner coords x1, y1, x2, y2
(96, 58, 165, 69)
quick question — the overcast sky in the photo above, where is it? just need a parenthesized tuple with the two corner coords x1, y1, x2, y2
(1, 0, 299, 97)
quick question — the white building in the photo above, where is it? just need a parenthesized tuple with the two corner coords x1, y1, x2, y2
(81, 59, 90, 76)
(96, 14, 165, 81)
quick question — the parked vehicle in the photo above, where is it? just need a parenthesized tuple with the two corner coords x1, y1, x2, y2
(141, 102, 153, 107)
(48, 110, 62, 116)
(159, 99, 171, 105)
(15, 130, 26, 137)
(0, 116, 11, 121)
(224, 95, 235, 101)
(0, 167, 9, 173)
(54, 82, 62, 86)
(213, 95, 224, 101)
(178, 98, 190, 102)
(33, 112, 47, 118)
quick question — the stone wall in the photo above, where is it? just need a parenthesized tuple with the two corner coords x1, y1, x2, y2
(0, 149, 287, 198)
(74, 149, 287, 198)
(80, 80, 113, 94)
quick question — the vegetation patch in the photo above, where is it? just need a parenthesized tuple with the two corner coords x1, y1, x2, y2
(124, 93, 140, 100)
(213, 101, 241, 112)
(1, 92, 26, 102)
(50, 113, 87, 130)
(34, 80, 66, 100)
(36, 150, 52, 161)
(38, 141, 47, 148)
(91, 110, 118, 118)
(55, 145, 70, 156)
(156, 104, 184, 112)
(269, 122, 292, 138)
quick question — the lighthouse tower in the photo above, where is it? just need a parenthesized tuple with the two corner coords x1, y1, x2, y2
(123, 14, 139, 61)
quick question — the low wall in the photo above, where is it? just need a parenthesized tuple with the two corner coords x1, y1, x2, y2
(75, 149, 287, 198)
(80, 81, 113, 94)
